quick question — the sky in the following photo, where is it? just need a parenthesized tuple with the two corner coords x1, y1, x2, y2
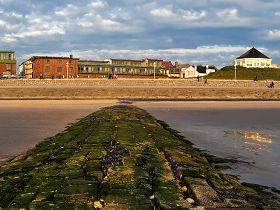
(0, 0, 280, 68)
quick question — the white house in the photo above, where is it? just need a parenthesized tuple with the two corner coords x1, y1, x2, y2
(181, 65, 216, 78)
(235, 47, 272, 68)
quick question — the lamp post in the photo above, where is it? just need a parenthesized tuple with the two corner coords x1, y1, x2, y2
(153, 62, 156, 80)
(234, 64, 237, 81)
(66, 61, 69, 79)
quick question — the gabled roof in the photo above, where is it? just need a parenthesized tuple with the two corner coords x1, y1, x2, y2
(162, 61, 175, 69)
(195, 66, 207, 73)
(236, 47, 270, 59)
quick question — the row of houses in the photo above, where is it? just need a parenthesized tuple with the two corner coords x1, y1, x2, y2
(2, 47, 277, 79)
(16, 55, 217, 79)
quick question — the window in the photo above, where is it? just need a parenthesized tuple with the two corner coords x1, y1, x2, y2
(57, 67, 62, 72)
(69, 67, 73, 72)
(45, 66, 50, 72)
(6, 64, 11, 71)
(45, 59, 50, 64)
(57, 59, 62, 64)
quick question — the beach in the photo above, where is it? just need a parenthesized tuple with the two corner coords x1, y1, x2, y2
(1, 100, 280, 189)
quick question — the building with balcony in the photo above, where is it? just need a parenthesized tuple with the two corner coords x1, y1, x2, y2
(0, 51, 16, 76)
(78, 58, 170, 78)
(24, 60, 34, 79)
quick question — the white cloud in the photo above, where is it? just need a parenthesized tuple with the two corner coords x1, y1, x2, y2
(267, 29, 280, 40)
(54, 4, 80, 17)
(216, 8, 238, 18)
(150, 8, 174, 18)
(150, 5, 206, 22)
(88, 0, 108, 9)
(0, 35, 17, 43)
(0, 19, 18, 31)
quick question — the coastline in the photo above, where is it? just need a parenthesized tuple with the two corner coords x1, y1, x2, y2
(0, 105, 279, 209)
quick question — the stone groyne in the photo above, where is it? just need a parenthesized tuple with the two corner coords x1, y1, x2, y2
(0, 106, 279, 209)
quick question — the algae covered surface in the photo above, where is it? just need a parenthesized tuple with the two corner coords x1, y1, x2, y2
(0, 105, 279, 210)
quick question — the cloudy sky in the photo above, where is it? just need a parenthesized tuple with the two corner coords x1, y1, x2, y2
(1, 0, 280, 67)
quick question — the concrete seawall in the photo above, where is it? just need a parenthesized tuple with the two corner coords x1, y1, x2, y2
(0, 79, 279, 100)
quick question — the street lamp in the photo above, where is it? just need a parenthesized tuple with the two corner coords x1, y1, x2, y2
(66, 61, 69, 79)
(234, 63, 237, 81)
(153, 62, 156, 80)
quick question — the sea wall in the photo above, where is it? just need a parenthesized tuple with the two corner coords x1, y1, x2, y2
(0, 78, 278, 88)
(0, 79, 279, 99)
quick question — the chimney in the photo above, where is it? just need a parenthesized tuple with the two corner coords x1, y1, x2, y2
(70, 54, 73, 59)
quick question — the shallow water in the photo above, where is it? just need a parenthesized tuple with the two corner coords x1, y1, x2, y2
(137, 101, 280, 189)
(0, 100, 116, 161)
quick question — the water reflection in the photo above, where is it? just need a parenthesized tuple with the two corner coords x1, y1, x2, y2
(225, 131, 272, 144)
(137, 102, 280, 189)
(224, 130, 272, 153)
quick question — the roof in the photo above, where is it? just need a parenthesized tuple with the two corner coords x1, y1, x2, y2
(195, 66, 207, 73)
(0, 51, 14, 53)
(146, 58, 163, 62)
(162, 61, 175, 69)
(30, 56, 79, 61)
(236, 47, 270, 59)
(79, 60, 110, 64)
(109, 58, 163, 62)
(110, 58, 143, 62)
(177, 64, 190, 69)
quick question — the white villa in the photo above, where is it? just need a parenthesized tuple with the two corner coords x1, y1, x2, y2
(235, 47, 272, 68)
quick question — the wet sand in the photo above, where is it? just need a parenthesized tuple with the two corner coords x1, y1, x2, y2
(0, 100, 117, 161)
(136, 101, 280, 188)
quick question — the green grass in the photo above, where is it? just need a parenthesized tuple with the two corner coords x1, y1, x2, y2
(207, 66, 280, 80)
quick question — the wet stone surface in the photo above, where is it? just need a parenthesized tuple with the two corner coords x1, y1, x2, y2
(0, 105, 279, 209)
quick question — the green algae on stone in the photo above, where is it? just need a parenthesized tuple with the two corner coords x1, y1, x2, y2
(0, 105, 279, 209)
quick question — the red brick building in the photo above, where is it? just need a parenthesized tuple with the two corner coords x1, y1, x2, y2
(0, 51, 16, 76)
(28, 55, 79, 79)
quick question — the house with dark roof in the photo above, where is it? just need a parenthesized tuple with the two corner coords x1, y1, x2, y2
(173, 64, 216, 78)
(235, 47, 272, 68)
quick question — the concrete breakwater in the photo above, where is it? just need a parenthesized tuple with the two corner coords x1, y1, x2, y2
(0, 79, 279, 99)
(0, 105, 279, 209)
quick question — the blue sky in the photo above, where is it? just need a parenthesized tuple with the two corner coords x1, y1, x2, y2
(1, 0, 280, 67)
